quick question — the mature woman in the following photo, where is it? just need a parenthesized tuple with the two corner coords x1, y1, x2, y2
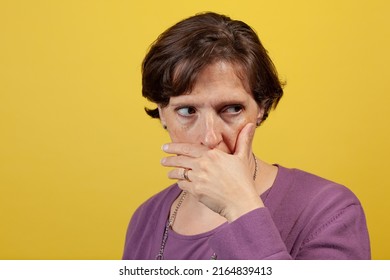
(123, 12, 370, 259)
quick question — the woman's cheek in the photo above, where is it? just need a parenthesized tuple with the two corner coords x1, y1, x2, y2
(167, 125, 196, 143)
(221, 122, 244, 153)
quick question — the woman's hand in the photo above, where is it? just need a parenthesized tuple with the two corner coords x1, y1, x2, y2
(161, 123, 264, 222)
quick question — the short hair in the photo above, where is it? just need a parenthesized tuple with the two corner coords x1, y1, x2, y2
(142, 12, 284, 121)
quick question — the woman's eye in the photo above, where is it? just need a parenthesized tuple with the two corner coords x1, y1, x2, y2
(177, 107, 196, 116)
(224, 105, 243, 114)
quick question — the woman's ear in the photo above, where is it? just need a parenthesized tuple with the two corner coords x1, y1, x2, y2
(256, 106, 265, 126)
(157, 105, 167, 129)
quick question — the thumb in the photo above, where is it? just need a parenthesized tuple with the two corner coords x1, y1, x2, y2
(234, 122, 256, 157)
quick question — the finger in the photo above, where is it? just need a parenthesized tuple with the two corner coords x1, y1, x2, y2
(167, 168, 193, 181)
(167, 168, 185, 180)
(176, 180, 192, 193)
(234, 122, 256, 157)
(161, 155, 195, 169)
(162, 142, 208, 157)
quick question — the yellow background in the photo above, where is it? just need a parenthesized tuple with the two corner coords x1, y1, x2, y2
(1, 0, 389, 259)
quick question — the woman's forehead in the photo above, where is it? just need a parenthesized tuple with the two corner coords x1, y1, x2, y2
(168, 66, 254, 107)
(182, 61, 250, 90)
(173, 60, 251, 90)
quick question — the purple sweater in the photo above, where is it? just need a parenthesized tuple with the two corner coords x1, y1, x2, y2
(123, 166, 370, 259)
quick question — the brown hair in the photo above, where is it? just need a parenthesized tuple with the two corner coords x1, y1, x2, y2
(142, 12, 284, 121)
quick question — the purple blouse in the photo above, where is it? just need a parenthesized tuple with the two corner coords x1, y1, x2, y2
(123, 165, 370, 259)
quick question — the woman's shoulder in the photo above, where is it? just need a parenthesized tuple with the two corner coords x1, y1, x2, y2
(269, 165, 366, 241)
(273, 165, 361, 209)
(123, 184, 181, 259)
(266, 165, 370, 259)
(132, 183, 180, 219)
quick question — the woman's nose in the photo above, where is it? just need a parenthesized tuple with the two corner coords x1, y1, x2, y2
(200, 114, 222, 149)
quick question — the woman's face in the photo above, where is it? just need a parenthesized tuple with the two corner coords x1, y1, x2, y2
(158, 62, 264, 154)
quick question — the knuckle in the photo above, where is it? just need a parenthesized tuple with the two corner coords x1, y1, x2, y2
(205, 149, 219, 160)
(197, 159, 209, 171)
(196, 173, 208, 185)
(182, 145, 191, 156)
(177, 181, 187, 190)
(162, 157, 171, 166)
(192, 184, 202, 196)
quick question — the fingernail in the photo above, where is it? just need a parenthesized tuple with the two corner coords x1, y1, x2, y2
(161, 144, 168, 151)
(160, 157, 166, 164)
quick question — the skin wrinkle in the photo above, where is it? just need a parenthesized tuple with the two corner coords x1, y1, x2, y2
(159, 61, 263, 154)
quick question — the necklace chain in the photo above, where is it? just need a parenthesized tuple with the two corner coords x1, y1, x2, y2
(252, 153, 258, 181)
(156, 153, 258, 260)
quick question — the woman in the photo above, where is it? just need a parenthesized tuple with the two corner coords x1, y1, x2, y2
(123, 12, 370, 259)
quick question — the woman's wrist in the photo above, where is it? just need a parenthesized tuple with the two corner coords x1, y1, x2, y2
(225, 197, 264, 222)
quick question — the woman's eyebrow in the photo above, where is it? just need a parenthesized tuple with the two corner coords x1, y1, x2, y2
(169, 98, 246, 108)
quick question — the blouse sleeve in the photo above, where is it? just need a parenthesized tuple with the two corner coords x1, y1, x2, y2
(209, 208, 292, 259)
(208, 203, 370, 260)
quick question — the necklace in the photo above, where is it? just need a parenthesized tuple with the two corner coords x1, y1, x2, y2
(156, 153, 258, 260)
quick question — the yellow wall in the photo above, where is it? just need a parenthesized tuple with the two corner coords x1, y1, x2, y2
(1, 0, 389, 259)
